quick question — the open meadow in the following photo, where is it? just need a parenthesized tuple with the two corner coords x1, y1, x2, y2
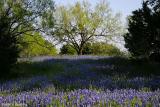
(0, 56, 160, 106)
(0, 0, 160, 106)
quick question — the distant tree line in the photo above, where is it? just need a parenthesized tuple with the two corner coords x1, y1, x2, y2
(60, 42, 125, 56)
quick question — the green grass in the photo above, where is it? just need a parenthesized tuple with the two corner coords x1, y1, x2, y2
(5, 56, 160, 82)
(92, 57, 160, 77)
(11, 61, 65, 79)
(0, 57, 159, 107)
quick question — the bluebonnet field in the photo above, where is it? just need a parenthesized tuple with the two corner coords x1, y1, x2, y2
(0, 56, 160, 106)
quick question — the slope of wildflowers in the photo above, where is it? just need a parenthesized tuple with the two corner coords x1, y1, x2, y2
(0, 56, 160, 106)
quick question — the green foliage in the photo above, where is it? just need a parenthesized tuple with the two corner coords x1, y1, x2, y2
(60, 44, 77, 55)
(124, 2, 152, 57)
(45, 0, 124, 55)
(0, 14, 19, 75)
(12, 62, 64, 78)
(82, 43, 93, 55)
(124, 1, 160, 60)
(60, 42, 124, 56)
(91, 42, 124, 56)
(19, 33, 57, 57)
(0, 0, 55, 75)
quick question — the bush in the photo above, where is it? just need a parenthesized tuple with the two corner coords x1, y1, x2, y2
(60, 44, 77, 55)
(91, 42, 124, 56)
(82, 43, 93, 55)
(60, 42, 124, 56)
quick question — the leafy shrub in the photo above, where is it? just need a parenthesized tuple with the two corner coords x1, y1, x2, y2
(82, 42, 93, 55)
(91, 42, 124, 56)
(60, 42, 124, 56)
(60, 44, 77, 55)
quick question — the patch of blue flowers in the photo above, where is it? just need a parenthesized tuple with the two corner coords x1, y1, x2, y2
(1, 56, 160, 106)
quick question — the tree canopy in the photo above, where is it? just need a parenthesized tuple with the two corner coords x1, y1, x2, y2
(19, 33, 57, 57)
(60, 42, 124, 56)
(60, 44, 77, 55)
(44, 0, 124, 55)
(124, 0, 160, 60)
(0, 0, 55, 75)
(149, 0, 160, 12)
(0, 0, 54, 37)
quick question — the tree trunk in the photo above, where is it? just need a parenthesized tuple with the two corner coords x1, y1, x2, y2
(72, 41, 85, 55)
(77, 48, 83, 55)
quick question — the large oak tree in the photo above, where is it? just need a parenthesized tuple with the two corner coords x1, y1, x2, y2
(44, 1, 124, 55)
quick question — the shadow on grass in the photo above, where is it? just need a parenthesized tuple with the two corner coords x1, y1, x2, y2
(11, 61, 65, 79)
(92, 57, 160, 77)
(2, 56, 159, 91)
(10, 56, 160, 79)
